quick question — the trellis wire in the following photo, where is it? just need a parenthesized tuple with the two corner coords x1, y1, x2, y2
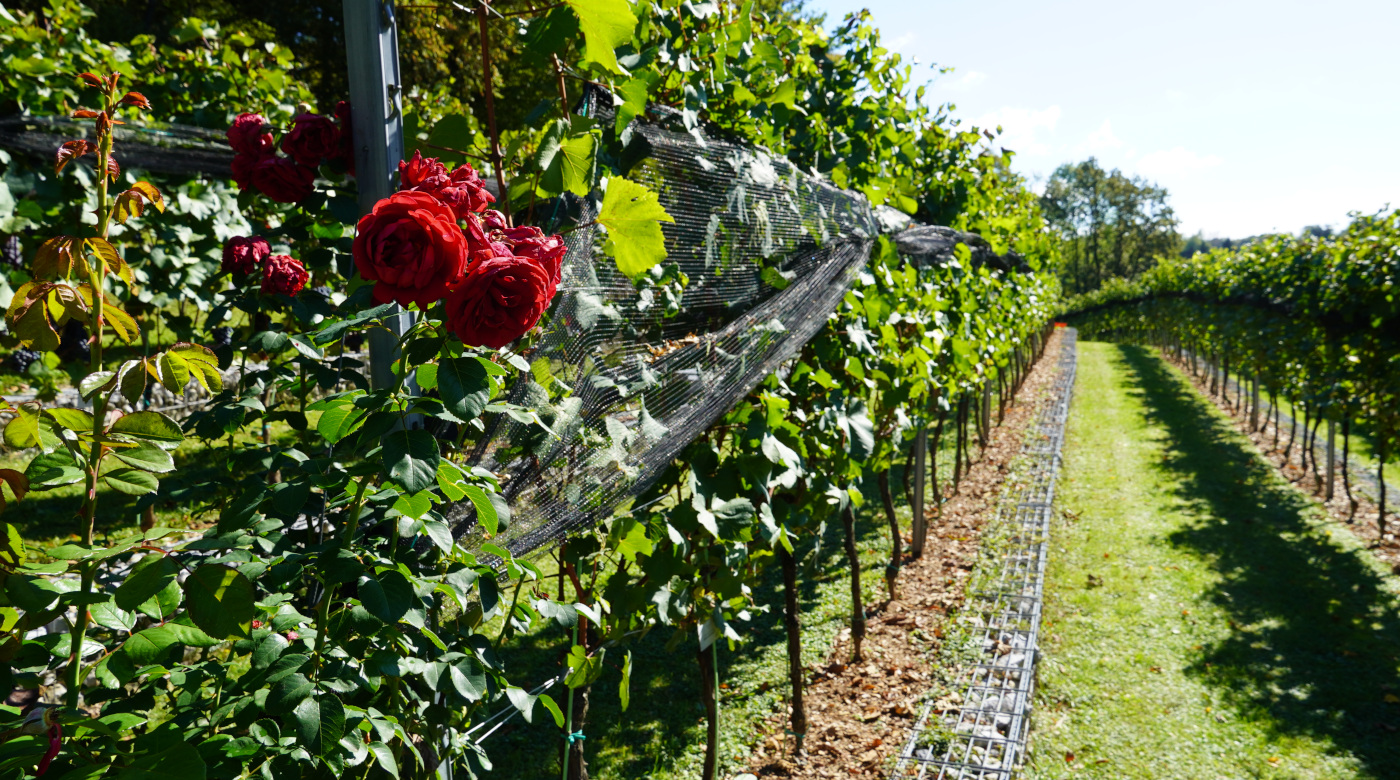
(891, 327, 1076, 780)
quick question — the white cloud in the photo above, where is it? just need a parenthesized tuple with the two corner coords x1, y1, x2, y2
(945, 69, 988, 91)
(972, 105, 1061, 156)
(1076, 119, 1124, 154)
(887, 31, 917, 52)
(1134, 146, 1223, 180)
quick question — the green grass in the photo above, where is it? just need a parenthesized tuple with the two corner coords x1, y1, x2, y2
(1027, 342, 1400, 780)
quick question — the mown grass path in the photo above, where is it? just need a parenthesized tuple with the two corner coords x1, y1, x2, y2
(1027, 342, 1400, 780)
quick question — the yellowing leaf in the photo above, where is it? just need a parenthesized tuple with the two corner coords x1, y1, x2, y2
(597, 177, 673, 278)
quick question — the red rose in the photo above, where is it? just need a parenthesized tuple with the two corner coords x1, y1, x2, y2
(501, 226, 566, 290)
(231, 153, 259, 191)
(222, 235, 271, 276)
(397, 151, 494, 220)
(445, 253, 553, 349)
(334, 101, 355, 175)
(227, 113, 274, 157)
(251, 157, 315, 203)
(399, 149, 448, 191)
(280, 113, 341, 168)
(353, 191, 469, 307)
(261, 254, 309, 297)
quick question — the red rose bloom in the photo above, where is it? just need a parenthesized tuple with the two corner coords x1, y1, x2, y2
(230, 153, 259, 191)
(222, 236, 271, 276)
(397, 151, 494, 220)
(399, 149, 448, 191)
(334, 101, 355, 175)
(445, 251, 557, 349)
(251, 157, 315, 203)
(462, 213, 498, 265)
(227, 113, 274, 157)
(353, 191, 470, 307)
(280, 113, 341, 168)
(501, 226, 566, 290)
(261, 254, 309, 297)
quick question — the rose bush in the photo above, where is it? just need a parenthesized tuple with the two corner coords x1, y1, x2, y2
(225, 104, 352, 204)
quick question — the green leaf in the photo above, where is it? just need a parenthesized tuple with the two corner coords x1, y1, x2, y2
(438, 357, 491, 422)
(79, 370, 117, 399)
(619, 649, 633, 711)
(381, 429, 440, 494)
(91, 598, 137, 632)
(45, 407, 94, 432)
(183, 564, 256, 639)
(391, 491, 432, 520)
(113, 441, 175, 474)
(266, 672, 314, 713)
(505, 687, 537, 723)
(316, 404, 366, 444)
(598, 177, 674, 278)
(168, 343, 222, 393)
(369, 742, 400, 779)
(114, 555, 179, 611)
(110, 411, 184, 444)
(4, 404, 40, 449)
(103, 467, 159, 496)
(462, 485, 499, 536)
(25, 449, 83, 489)
(564, 0, 636, 73)
(538, 120, 598, 197)
(121, 625, 180, 665)
(538, 693, 565, 728)
(359, 570, 414, 624)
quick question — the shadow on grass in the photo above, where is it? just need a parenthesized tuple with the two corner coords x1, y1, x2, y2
(1113, 344, 1400, 774)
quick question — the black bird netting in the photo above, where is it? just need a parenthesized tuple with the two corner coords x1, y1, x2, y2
(447, 92, 880, 555)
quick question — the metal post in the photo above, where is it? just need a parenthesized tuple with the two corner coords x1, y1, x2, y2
(911, 428, 927, 558)
(1326, 418, 1336, 501)
(1251, 375, 1260, 431)
(344, 0, 414, 392)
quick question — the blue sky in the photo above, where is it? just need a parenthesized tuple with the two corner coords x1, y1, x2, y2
(811, 0, 1400, 238)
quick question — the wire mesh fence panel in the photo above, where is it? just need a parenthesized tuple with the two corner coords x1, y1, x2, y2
(893, 328, 1076, 780)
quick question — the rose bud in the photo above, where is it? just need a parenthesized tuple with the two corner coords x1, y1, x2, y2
(353, 191, 470, 308)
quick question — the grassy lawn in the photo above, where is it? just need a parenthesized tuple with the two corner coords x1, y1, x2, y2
(1028, 342, 1400, 780)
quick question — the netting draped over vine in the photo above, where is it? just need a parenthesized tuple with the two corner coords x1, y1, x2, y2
(449, 94, 879, 555)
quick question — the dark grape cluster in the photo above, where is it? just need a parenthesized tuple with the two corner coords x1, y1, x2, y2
(7, 348, 41, 374)
(58, 319, 90, 364)
(1, 236, 21, 271)
(210, 326, 233, 348)
(344, 331, 365, 352)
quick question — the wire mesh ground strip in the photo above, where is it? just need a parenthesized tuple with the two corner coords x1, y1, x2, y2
(892, 327, 1077, 780)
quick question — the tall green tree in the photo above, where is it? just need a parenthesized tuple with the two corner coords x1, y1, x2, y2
(1041, 157, 1181, 295)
